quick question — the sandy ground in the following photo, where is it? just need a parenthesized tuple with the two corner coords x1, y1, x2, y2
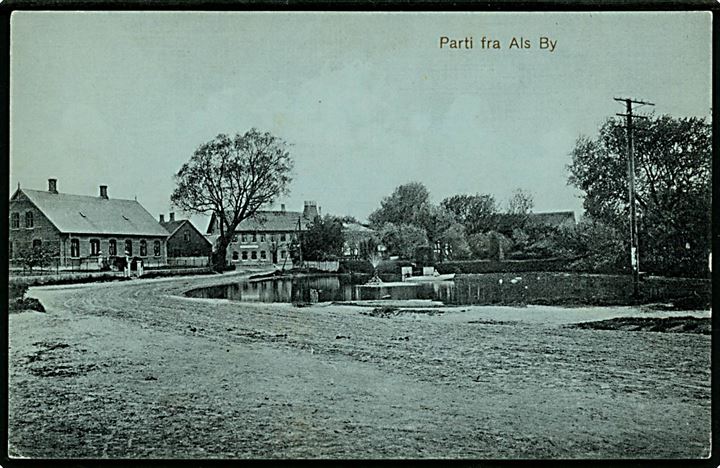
(8, 270, 711, 459)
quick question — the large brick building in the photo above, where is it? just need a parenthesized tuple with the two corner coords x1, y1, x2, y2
(206, 201, 319, 265)
(9, 179, 169, 268)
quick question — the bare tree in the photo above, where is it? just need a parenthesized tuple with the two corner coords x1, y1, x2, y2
(171, 129, 293, 271)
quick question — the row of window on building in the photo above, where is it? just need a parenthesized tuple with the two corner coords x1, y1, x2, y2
(10, 212, 34, 229)
(231, 250, 288, 261)
(231, 232, 295, 243)
(85, 239, 162, 257)
(9, 238, 162, 259)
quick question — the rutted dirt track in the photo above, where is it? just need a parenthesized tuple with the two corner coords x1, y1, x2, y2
(8, 271, 711, 459)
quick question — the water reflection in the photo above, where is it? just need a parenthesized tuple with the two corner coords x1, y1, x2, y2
(185, 274, 457, 304)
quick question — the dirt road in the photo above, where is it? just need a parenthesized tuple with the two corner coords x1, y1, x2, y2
(8, 271, 711, 459)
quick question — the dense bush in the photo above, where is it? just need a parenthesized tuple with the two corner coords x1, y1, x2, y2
(9, 283, 28, 300)
(435, 258, 575, 274)
(9, 274, 129, 288)
(444, 272, 711, 308)
(8, 282, 45, 313)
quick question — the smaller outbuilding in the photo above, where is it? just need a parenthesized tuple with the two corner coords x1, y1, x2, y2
(160, 212, 212, 266)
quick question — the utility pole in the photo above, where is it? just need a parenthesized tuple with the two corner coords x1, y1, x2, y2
(614, 97, 654, 297)
(297, 216, 303, 267)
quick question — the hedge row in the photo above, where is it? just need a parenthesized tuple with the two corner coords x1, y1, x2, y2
(446, 272, 711, 309)
(9, 267, 216, 288)
(435, 258, 576, 274)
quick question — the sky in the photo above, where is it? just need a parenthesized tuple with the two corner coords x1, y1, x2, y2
(10, 11, 712, 230)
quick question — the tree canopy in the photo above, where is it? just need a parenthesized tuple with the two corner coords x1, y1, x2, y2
(567, 114, 711, 276)
(368, 182, 430, 228)
(300, 215, 345, 261)
(171, 129, 293, 270)
(440, 193, 498, 234)
(379, 223, 429, 260)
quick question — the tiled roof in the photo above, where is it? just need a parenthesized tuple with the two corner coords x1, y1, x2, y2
(496, 211, 576, 233)
(17, 189, 169, 237)
(232, 210, 311, 232)
(161, 219, 213, 246)
(528, 211, 576, 227)
(160, 220, 186, 234)
(342, 222, 375, 233)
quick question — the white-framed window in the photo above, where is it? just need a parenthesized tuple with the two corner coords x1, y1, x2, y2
(140, 240, 147, 256)
(25, 211, 34, 228)
(241, 233, 247, 243)
(71, 239, 80, 257)
(241, 251, 248, 260)
(109, 239, 117, 256)
(90, 239, 101, 256)
(232, 251, 239, 261)
(125, 240, 133, 256)
(260, 250, 266, 260)
(10, 213, 19, 229)
(251, 251, 257, 260)
(280, 233, 286, 242)
(154, 241, 161, 257)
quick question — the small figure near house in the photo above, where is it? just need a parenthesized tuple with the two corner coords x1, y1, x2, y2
(124, 251, 131, 278)
(309, 289, 319, 303)
(136, 257, 144, 277)
(129, 256, 144, 278)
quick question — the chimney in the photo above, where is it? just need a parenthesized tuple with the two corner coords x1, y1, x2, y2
(48, 178, 58, 194)
(303, 201, 318, 220)
(159, 214, 165, 223)
(169, 212, 175, 222)
(99, 185, 108, 199)
(280, 204, 286, 212)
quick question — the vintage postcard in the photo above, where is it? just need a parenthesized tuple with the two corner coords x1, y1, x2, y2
(7, 10, 712, 461)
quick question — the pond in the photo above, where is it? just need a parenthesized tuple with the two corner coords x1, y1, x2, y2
(185, 274, 457, 304)
(184, 272, 709, 307)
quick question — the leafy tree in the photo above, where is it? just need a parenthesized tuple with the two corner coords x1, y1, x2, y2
(414, 204, 455, 250)
(501, 188, 535, 234)
(439, 223, 472, 260)
(568, 115, 711, 276)
(507, 224, 566, 260)
(467, 231, 512, 261)
(379, 223, 429, 260)
(368, 182, 430, 228)
(441, 194, 498, 234)
(558, 218, 626, 273)
(507, 188, 534, 215)
(358, 236, 381, 260)
(300, 215, 345, 261)
(171, 129, 293, 271)
(19, 246, 53, 272)
(339, 215, 359, 224)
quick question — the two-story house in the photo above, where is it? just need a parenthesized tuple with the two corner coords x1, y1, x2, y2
(206, 201, 319, 265)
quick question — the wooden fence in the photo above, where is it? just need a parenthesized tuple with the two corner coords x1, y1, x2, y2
(167, 256, 211, 267)
(303, 260, 340, 272)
